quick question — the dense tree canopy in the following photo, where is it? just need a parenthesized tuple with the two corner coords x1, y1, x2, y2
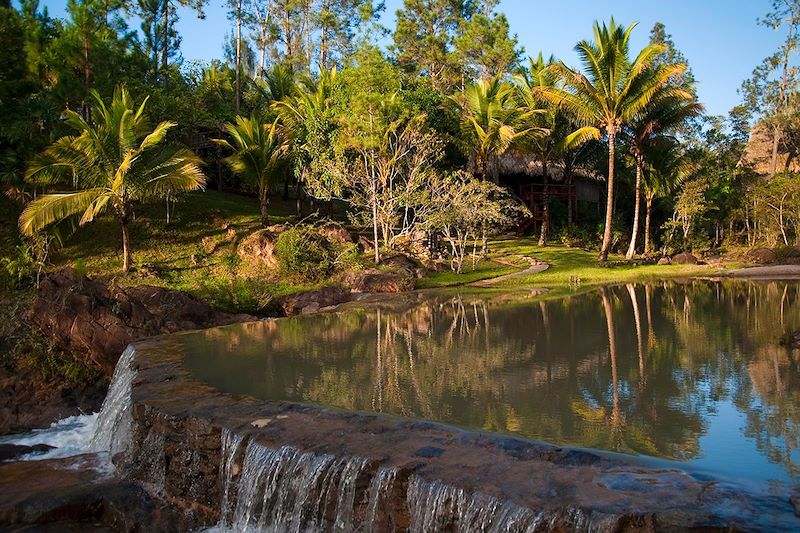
(2, 0, 798, 275)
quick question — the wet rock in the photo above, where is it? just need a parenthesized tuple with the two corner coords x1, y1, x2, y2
(791, 487, 800, 517)
(671, 252, 698, 265)
(746, 247, 778, 265)
(0, 444, 54, 462)
(29, 268, 256, 377)
(0, 364, 107, 435)
(317, 221, 353, 244)
(657, 257, 671, 265)
(276, 287, 352, 316)
(414, 446, 444, 458)
(236, 229, 280, 269)
(0, 456, 213, 531)
(342, 269, 416, 293)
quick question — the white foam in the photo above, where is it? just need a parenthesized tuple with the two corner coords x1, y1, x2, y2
(1, 345, 137, 462)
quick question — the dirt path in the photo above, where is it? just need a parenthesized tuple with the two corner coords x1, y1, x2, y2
(470, 255, 550, 288)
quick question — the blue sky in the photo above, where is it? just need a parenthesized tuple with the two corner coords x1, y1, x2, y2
(35, 0, 784, 116)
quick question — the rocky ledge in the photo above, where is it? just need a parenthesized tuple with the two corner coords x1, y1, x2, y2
(113, 334, 799, 532)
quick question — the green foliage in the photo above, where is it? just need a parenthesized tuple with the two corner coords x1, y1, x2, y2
(0, 245, 37, 289)
(214, 114, 288, 225)
(20, 85, 207, 272)
(455, 75, 537, 181)
(275, 225, 335, 281)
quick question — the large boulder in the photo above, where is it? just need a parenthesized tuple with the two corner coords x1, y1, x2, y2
(29, 268, 256, 376)
(671, 252, 698, 265)
(745, 247, 778, 265)
(657, 257, 671, 265)
(276, 287, 352, 316)
(342, 268, 416, 293)
(237, 229, 280, 268)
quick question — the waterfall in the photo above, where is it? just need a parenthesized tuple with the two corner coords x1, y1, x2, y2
(215, 433, 561, 533)
(407, 477, 549, 532)
(1, 345, 138, 461)
(89, 345, 137, 455)
(218, 439, 371, 532)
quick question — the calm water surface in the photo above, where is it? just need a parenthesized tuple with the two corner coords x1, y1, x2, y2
(182, 280, 800, 491)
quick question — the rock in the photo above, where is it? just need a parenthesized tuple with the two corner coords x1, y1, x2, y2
(265, 224, 287, 235)
(745, 247, 778, 265)
(29, 268, 257, 377)
(657, 257, 671, 265)
(317, 222, 353, 244)
(0, 363, 107, 435)
(0, 456, 213, 531)
(342, 269, 416, 293)
(380, 254, 428, 279)
(357, 235, 374, 253)
(0, 443, 54, 462)
(380, 254, 417, 272)
(671, 252, 698, 265)
(237, 229, 280, 269)
(250, 418, 271, 428)
(276, 287, 352, 317)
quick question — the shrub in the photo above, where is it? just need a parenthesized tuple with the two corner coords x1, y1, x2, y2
(275, 225, 334, 281)
(0, 245, 38, 289)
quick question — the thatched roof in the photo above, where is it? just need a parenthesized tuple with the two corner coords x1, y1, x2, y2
(490, 149, 603, 181)
(740, 121, 800, 175)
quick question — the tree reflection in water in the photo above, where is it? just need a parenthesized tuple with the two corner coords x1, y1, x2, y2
(183, 280, 800, 485)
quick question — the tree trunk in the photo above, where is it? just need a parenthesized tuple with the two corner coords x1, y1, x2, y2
(538, 164, 549, 246)
(372, 191, 380, 264)
(644, 196, 653, 254)
(566, 168, 574, 227)
(121, 220, 132, 273)
(235, 0, 242, 112)
(599, 129, 616, 262)
(626, 157, 643, 259)
(162, 0, 169, 74)
(771, 124, 782, 178)
(259, 187, 270, 227)
(82, 26, 91, 120)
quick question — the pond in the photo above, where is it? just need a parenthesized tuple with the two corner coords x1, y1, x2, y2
(182, 279, 800, 494)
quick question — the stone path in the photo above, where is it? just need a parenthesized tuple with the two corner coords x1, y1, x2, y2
(470, 255, 550, 287)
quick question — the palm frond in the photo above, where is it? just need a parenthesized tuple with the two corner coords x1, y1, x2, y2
(19, 188, 108, 236)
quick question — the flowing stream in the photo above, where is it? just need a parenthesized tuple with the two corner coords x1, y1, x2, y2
(211, 430, 570, 533)
(0, 345, 138, 461)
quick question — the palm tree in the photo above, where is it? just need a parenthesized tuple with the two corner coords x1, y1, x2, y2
(641, 138, 694, 254)
(19, 86, 206, 273)
(456, 75, 534, 183)
(624, 92, 702, 258)
(214, 115, 288, 227)
(539, 19, 686, 262)
(515, 53, 596, 246)
(273, 68, 338, 213)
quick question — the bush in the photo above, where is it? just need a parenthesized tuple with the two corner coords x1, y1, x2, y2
(0, 245, 38, 289)
(557, 226, 596, 249)
(275, 225, 334, 281)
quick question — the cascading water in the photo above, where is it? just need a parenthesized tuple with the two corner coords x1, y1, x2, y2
(214, 431, 558, 533)
(0, 345, 138, 461)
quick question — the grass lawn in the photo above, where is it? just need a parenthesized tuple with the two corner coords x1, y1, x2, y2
(415, 258, 519, 289)
(6, 191, 335, 314)
(3, 190, 746, 313)
(423, 236, 739, 298)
